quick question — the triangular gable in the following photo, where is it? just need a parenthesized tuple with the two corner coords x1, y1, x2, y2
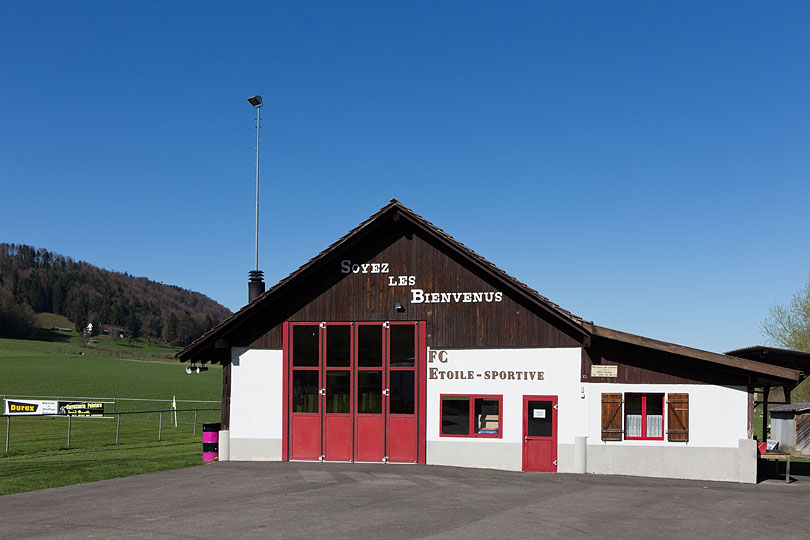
(176, 199, 802, 385)
(178, 199, 588, 363)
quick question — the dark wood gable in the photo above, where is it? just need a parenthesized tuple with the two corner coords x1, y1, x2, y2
(179, 200, 802, 393)
(228, 214, 584, 351)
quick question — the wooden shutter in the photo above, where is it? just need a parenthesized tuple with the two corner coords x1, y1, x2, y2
(601, 393, 623, 441)
(667, 393, 689, 442)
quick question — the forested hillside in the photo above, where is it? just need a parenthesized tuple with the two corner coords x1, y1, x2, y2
(0, 243, 231, 344)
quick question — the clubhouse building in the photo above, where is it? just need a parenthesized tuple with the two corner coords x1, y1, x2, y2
(178, 200, 808, 483)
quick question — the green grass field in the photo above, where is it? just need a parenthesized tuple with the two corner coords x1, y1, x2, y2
(0, 337, 218, 400)
(0, 335, 222, 495)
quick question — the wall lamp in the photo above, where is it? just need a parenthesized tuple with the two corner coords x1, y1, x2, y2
(394, 302, 406, 313)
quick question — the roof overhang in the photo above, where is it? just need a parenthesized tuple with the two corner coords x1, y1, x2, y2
(724, 346, 810, 378)
(584, 324, 802, 385)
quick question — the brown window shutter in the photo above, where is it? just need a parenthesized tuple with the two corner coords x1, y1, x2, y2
(667, 393, 689, 442)
(601, 393, 623, 441)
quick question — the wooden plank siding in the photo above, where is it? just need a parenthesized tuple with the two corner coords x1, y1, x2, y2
(226, 221, 582, 351)
(582, 342, 750, 386)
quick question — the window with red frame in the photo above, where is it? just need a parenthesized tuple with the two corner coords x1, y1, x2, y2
(624, 393, 664, 440)
(440, 395, 502, 438)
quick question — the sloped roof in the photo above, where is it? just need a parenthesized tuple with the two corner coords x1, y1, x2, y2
(725, 346, 810, 368)
(177, 199, 589, 362)
(175, 200, 804, 385)
(586, 324, 802, 384)
(770, 401, 810, 414)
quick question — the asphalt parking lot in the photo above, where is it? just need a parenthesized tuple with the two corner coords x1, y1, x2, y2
(0, 462, 808, 540)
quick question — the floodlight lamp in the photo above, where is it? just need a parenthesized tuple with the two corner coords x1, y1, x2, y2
(186, 365, 193, 375)
(247, 95, 263, 107)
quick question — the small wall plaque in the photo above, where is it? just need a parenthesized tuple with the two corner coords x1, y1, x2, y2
(591, 365, 618, 378)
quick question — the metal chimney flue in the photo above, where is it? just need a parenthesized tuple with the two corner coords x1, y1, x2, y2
(248, 270, 265, 302)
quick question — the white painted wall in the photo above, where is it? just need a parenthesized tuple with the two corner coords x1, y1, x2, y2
(229, 348, 283, 441)
(426, 347, 583, 470)
(225, 344, 754, 480)
(583, 383, 749, 448)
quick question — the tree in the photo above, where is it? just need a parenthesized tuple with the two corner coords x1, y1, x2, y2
(74, 311, 88, 336)
(762, 272, 810, 402)
(89, 317, 101, 337)
(165, 312, 178, 343)
(146, 314, 162, 343)
(0, 288, 35, 338)
(762, 272, 810, 352)
(126, 313, 141, 340)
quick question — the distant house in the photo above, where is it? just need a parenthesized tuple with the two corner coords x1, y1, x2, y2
(99, 324, 126, 339)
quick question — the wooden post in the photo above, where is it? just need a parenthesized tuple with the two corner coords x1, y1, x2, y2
(193, 410, 198, 437)
(784, 384, 795, 405)
(747, 384, 755, 439)
(158, 411, 163, 441)
(115, 413, 121, 444)
(761, 386, 770, 442)
(5, 416, 9, 453)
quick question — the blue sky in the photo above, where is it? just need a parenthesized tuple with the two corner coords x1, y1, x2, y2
(2, 1, 808, 353)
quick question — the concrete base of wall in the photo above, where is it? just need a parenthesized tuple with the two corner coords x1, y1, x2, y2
(556, 443, 574, 473)
(230, 438, 283, 461)
(218, 430, 230, 462)
(573, 436, 587, 473)
(587, 443, 749, 483)
(738, 438, 757, 484)
(427, 440, 522, 471)
(224, 436, 758, 484)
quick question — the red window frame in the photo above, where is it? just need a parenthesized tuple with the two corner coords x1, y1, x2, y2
(623, 393, 665, 441)
(439, 394, 503, 439)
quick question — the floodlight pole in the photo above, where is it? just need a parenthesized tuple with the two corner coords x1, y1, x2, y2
(253, 101, 262, 271)
(246, 95, 266, 303)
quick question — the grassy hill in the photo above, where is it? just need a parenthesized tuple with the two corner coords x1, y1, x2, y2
(1, 243, 232, 345)
(31, 312, 183, 361)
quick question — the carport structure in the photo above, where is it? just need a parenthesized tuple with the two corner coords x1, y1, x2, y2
(725, 346, 810, 442)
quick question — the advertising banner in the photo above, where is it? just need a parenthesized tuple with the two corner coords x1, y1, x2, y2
(58, 402, 104, 417)
(4, 399, 104, 416)
(4, 399, 59, 415)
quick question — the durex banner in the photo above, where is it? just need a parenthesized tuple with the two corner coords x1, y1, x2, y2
(4, 399, 59, 415)
(4, 399, 104, 416)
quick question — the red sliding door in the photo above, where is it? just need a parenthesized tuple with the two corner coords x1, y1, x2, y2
(285, 321, 423, 463)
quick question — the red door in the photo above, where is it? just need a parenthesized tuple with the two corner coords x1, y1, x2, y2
(286, 321, 423, 463)
(289, 324, 321, 460)
(522, 395, 558, 472)
(355, 323, 385, 462)
(386, 323, 417, 463)
(323, 324, 353, 461)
